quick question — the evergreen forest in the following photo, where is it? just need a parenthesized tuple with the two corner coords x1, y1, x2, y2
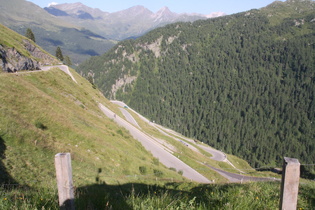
(77, 0, 315, 171)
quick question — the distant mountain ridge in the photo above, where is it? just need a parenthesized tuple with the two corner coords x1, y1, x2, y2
(45, 3, 225, 40)
(0, 0, 116, 64)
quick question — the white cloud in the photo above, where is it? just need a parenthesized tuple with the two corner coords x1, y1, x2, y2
(48, 2, 58, 7)
(205, 12, 226, 18)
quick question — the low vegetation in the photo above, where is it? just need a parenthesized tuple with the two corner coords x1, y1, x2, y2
(0, 181, 314, 209)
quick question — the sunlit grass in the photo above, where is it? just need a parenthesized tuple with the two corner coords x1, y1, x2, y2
(0, 68, 185, 189)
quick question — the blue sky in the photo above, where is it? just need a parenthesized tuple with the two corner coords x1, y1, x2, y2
(27, 0, 286, 15)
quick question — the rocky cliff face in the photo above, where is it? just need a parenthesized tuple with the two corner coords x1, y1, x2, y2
(0, 40, 57, 72)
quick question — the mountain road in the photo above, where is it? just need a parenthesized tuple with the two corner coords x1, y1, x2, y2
(98, 103, 211, 183)
(109, 101, 280, 183)
(41, 65, 77, 83)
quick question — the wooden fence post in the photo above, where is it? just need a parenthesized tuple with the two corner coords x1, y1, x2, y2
(55, 153, 75, 210)
(279, 157, 300, 210)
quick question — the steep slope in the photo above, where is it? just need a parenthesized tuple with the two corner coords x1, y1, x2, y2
(0, 0, 115, 64)
(0, 24, 58, 72)
(45, 4, 223, 40)
(77, 0, 315, 169)
(1, 22, 250, 188)
(0, 27, 189, 187)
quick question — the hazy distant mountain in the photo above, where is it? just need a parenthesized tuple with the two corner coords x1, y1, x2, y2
(0, 0, 115, 64)
(0, 0, 224, 64)
(45, 2, 108, 20)
(45, 3, 225, 40)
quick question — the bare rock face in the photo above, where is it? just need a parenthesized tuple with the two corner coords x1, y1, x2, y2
(0, 45, 39, 72)
(0, 40, 56, 72)
(23, 40, 56, 65)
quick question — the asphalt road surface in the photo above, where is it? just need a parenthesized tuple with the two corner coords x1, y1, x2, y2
(111, 101, 224, 157)
(205, 164, 280, 183)
(15, 65, 77, 84)
(99, 103, 211, 183)
(109, 101, 281, 183)
(44, 65, 77, 83)
(198, 145, 226, 161)
(119, 107, 140, 128)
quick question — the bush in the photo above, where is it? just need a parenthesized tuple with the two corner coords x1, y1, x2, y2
(35, 120, 47, 130)
(139, 166, 147, 175)
(178, 170, 183, 175)
(116, 129, 124, 136)
(153, 169, 163, 177)
(153, 158, 159, 166)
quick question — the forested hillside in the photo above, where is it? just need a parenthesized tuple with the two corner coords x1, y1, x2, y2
(77, 0, 315, 169)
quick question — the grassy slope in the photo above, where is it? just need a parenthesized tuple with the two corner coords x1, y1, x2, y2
(0, 68, 187, 188)
(0, 24, 57, 64)
(0, 18, 182, 186)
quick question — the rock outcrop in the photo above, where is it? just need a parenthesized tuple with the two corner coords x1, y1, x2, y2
(0, 40, 56, 72)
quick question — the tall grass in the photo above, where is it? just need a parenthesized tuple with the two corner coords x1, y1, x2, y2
(0, 181, 313, 209)
(0, 185, 58, 210)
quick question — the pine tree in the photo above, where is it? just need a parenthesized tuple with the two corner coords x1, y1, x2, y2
(25, 28, 35, 42)
(64, 56, 72, 66)
(56, 47, 64, 61)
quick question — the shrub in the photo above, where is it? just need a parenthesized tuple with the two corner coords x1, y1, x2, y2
(153, 169, 163, 177)
(35, 120, 47, 130)
(153, 158, 159, 166)
(139, 166, 147, 175)
(178, 170, 183, 175)
(169, 167, 177, 172)
(116, 129, 124, 136)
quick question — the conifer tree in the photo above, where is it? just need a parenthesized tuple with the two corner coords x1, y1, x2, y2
(64, 56, 72, 66)
(25, 28, 35, 42)
(56, 46, 64, 61)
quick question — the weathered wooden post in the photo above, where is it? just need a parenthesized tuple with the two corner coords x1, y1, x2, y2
(279, 157, 300, 210)
(55, 153, 75, 210)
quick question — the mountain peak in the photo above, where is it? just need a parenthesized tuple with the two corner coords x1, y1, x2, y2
(156, 6, 174, 15)
(157, 6, 171, 13)
(47, 2, 108, 19)
(153, 6, 177, 22)
(114, 5, 153, 17)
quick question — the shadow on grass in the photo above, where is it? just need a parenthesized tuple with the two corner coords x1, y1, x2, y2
(57, 169, 314, 209)
(69, 182, 272, 209)
(69, 179, 263, 209)
(0, 135, 18, 186)
(73, 182, 185, 209)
